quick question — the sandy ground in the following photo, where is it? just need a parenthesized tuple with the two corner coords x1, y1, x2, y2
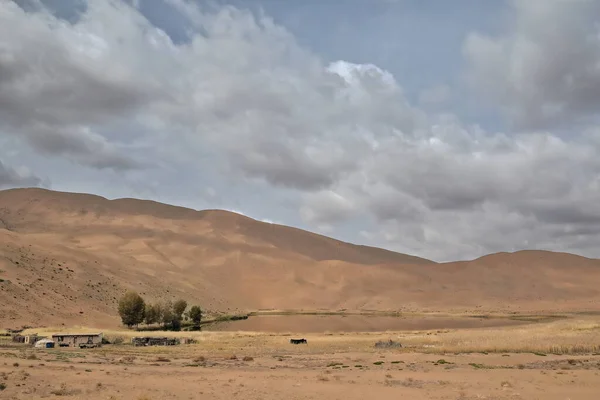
(1, 346, 599, 399)
(3, 315, 600, 400)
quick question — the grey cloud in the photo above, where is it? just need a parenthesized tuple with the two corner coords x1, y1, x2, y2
(463, 0, 600, 130)
(299, 191, 356, 225)
(0, 1, 159, 171)
(0, 159, 42, 189)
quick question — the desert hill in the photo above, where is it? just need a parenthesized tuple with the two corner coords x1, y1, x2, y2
(1, 188, 599, 328)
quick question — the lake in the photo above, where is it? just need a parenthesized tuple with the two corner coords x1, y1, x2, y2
(202, 314, 529, 333)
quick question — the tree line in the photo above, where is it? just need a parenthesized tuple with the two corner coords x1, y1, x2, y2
(117, 291, 202, 331)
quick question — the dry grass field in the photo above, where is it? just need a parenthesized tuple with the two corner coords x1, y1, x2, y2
(1, 314, 600, 399)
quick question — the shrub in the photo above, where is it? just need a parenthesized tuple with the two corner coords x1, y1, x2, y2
(374, 339, 402, 349)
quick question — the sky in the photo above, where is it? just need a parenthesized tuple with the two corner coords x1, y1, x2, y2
(1, 0, 600, 262)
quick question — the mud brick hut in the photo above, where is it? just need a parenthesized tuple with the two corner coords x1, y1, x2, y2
(11, 334, 38, 345)
(131, 336, 180, 346)
(52, 333, 103, 348)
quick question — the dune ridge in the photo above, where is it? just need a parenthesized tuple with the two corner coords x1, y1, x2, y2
(0, 187, 599, 328)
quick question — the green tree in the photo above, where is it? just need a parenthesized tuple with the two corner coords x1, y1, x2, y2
(173, 299, 187, 320)
(188, 305, 202, 326)
(118, 291, 145, 328)
(160, 300, 174, 328)
(144, 303, 161, 325)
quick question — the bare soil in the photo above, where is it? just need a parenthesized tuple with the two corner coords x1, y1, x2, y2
(1, 343, 599, 399)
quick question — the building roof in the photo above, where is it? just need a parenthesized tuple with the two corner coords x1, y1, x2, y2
(52, 333, 102, 337)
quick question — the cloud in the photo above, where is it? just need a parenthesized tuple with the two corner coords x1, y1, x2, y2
(0, 1, 157, 170)
(463, 0, 600, 130)
(0, 159, 43, 189)
(2, 0, 600, 262)
(418, 85, 451, 106)
(300, 190, 356, 225)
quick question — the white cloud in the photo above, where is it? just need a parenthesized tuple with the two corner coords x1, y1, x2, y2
(1, 0, 600, 262)
(463, 0, 600, 130)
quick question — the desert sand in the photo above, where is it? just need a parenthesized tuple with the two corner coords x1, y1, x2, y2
(1, 188, 600, 329)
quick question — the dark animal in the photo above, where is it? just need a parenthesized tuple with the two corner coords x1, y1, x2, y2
(290, 338, 307, 344)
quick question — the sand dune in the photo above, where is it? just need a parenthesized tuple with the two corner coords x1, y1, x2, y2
(1, 187, 599, 328)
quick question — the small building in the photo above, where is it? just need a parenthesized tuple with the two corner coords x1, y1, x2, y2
(24, 335, 39, 345)
(11, 334, 38, 345)
(131, 336, 179, 346)
(12, 335, 25, 344)
(52, 333, 103, 348)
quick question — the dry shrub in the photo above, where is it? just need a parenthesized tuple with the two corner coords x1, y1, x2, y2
(229, 355, 237, 360)
(155, 357, 170, 362)
(375, 339, 402, 349)
(193, 356, 206, 363)
(242, 356, 254, 361)
(385, 377, 424, 388)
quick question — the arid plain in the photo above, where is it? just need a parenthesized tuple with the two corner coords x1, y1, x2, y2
(1, 188, 600, 399)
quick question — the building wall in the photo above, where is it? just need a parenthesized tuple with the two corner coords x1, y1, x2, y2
(53, 334, 102, 346)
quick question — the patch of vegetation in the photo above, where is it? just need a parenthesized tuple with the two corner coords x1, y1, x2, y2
(117, 291, 204, 331)
(213, 314, 250, 322)
(0, 383, 6, 391)
(468, 363, 486, 369)
(327, 362, 343, 367)
(532, 352, 547, 357)
(508, 314, 567, 323)
(390, 361, 404, 364)
(434, 359, 452, 365)
(373, 361, 384, 365)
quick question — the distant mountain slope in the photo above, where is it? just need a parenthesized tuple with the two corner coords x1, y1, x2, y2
(0, 188, 432, 266)
(0, 187, 599, 328)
